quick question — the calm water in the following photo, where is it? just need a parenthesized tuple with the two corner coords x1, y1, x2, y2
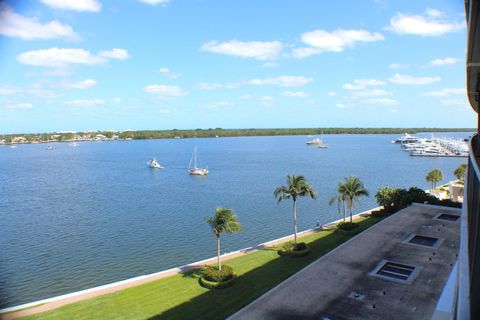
(0, 133, 469, 307)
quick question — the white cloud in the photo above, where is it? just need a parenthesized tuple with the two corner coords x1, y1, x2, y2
(138, 0, 169, 5)
(282, 91, 309, 97)
(66, 99, 104, 106)
(342, 78, 386, 90)
(248, 75, 313, 87)
(292, 29, 384, 58)
(0, 6, 78, 40)
(363, 98, 399, 105)
(0, 85, 21, 95)
(351, 89, 391, 97)
(389, 63, 409, 69)
(196, 82, 223, 90)
(424, 88, 465, 97)
(389, 73, 441, 85)
(240, 94, 252, 100)
(328, 91, 337, 96)
(98, 48, 129, 60)
(441, 98, 468, 106)
(201, 40, 283, 61)
(429, 57, 458, 66)
(208, 100, 232, 109)
(386, 11, 464, 36)
(144, 84, 188, 97)
(426, 8, 443, 17)
(262, 62, 278, 68)
(336, 103, 348, 109)
(260, 95, 274, 106)
(41, 0, 101, 12)
(158, 67, 180, 79)
(17, 47, 129, 67)
(3, 102, 33, 109)
(65, 79, 97, 89)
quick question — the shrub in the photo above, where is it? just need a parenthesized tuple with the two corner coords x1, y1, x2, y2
(278, 241, 310, 257)
(200, 275, 236, 289)
(370, 209, 389, 218)
(201, 265, 234, 283)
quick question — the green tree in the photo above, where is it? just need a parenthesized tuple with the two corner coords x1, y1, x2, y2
(454, 163, 467, 182)
(375, 187, 395, 212)
(274, 174, 317, 244)
(204, 208, 242, 270)
(338, 176, 369, 223)
(426, 169, 444, 190)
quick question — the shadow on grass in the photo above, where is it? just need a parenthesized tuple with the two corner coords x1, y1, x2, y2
(147, 217, 384, 320)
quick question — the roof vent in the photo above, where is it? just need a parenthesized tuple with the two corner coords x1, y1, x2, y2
(369, 260, 420, 284)
(434, 213, 460, 222)
(404, 234, 441, 248)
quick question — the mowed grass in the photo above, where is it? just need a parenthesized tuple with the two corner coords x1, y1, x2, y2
(21, 216, 383, 320)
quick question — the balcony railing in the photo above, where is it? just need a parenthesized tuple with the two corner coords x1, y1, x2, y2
(465, 133, 480, 319)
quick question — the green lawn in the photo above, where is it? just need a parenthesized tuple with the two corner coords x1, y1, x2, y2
(21, 216, 383, 320)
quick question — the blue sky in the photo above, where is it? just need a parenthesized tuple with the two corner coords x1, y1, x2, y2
(0, 0, 474, 133)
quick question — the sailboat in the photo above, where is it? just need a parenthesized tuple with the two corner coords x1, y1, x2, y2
(317, 132, 328, 149)
(188, 146, 209, 176)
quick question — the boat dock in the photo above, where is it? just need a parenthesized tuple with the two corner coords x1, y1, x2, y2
(393, 134, 469, 158)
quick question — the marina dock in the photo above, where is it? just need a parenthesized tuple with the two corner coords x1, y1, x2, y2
(393, 133, 469, 157)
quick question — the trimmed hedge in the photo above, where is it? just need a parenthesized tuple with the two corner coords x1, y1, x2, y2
(201, 265, 234, 282)
(370, 209, 389, 219)
(278, 241, 310, 257)
(199, 274, 237, 289)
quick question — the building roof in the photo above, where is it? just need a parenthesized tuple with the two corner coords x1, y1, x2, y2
(229, 204, 460, 320)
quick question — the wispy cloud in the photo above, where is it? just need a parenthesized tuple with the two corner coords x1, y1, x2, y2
(342, 78, 386, 90)
(64, 79, 97, 89)
(201, 40, 283, 61)
(41, 0, 101, 12)
(248, 75, 313, 87)
(282, 91, 309, 98)
(158, 67, 180, 79)
(429, 57, 458, 66)
(144, 84, 188, 97)
(17, 47, 129, 67)
(138, 0, 170, 5)
(423, 88, 465, 96)
(292, 29, 384, 58)
(0, 6, 78, 40)
(3, 102, 33, 109)
(65, 99, 104, 106)
(388, 73, 441, 85)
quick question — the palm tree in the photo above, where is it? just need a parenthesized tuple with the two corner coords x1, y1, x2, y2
(426, 169, 444, 190)
(338, 176, 369, 223)
(204, 207, 242, 270)
(454, 163, 467, 181)
(375, 186, 394, 211)
(329, 193, 346, 222)
(274, 174, 317, 245)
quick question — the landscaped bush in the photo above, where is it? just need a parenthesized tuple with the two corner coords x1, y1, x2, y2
(200, 275, 236, 289)
(278, 241, 310, 257)
(201, 264, 234, 282)
(375, 186, 462, 213)
(337, 222, 358, 231)
(370, 209, 389, 218)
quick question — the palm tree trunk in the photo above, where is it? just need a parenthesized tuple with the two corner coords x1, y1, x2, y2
(293, 199, 298, 244)
(217, 236, 221, 270)
(342, 201, 346, 222)
(349, 205, 353, 223)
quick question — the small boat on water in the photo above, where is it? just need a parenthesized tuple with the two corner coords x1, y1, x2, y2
(69, 142, 79, 147)
(46, 145, 53, 150)
(147, 158, 163, 169)
(392, 133, 420, 144)
(307, 133, 328, 148)
(188, 146, 208, 176)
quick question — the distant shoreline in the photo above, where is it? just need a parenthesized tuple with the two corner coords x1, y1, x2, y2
(0, 127, 474, 145)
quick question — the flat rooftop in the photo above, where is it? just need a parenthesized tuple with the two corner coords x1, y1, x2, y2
(229, 203, 461, 320)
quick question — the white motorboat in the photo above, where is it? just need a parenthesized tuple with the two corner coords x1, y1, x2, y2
(147, 158, 163, 169)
